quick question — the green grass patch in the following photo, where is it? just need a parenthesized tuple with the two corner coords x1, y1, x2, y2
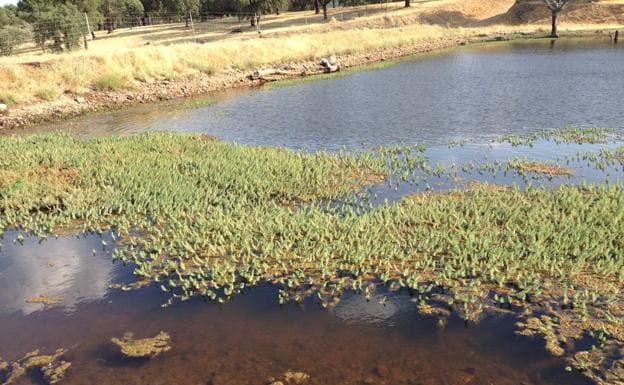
(93, 72, 129, 91)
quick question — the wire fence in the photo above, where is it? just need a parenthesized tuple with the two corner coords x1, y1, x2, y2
(0, 0, 411, 57)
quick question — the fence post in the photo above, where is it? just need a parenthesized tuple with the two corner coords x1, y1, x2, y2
(189, 11, 195, 34)
(84, 12, 91, 49)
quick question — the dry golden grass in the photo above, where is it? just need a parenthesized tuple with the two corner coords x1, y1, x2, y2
(0, 0, 622, 107)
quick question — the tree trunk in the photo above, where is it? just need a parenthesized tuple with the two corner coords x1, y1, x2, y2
(550, 9, 559, 38)
(332, 0, 335, 9)
(314, 0, 320, 14)
(323, 3, 327, 20)
(404, 0, 410, 7)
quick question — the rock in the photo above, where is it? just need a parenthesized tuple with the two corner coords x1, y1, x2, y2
(320, 55, 340, 73)
(0, 103, 7, 116)
(74, 96, 86, 104)
(249, 68, 290, 81)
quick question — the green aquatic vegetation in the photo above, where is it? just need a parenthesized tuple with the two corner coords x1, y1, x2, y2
(499, 127, 614, 147)
(2, 133, 624, 382)
(111, 331, 171, 358)
(571, 147, 624, 171)
(517, 316, 566, 356)
(447, 138, 471, 149)
(569, 345, 624, 384)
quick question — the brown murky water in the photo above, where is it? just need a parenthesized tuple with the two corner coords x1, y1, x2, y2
(0, 233, 592, 385)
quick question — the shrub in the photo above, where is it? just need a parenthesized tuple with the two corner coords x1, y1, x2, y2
(0, 25, 32, 56)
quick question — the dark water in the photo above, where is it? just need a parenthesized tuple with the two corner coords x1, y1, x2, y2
(2, 39, 624, 384)
(0, 234, 592, 385)
(23, 38, 624, 151)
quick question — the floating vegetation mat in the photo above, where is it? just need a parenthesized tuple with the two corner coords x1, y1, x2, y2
(1, 130, 624, 383)
(0, 348, 70, 385)
(111, 332, 171, 358)
(498, 127, 619, 147)
(25, 295, 62, 306)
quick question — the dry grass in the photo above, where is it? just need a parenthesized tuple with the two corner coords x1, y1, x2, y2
(0, 0, 622, 107)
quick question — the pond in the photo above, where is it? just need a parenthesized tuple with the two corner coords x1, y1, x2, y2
(2, 38, 623, 385)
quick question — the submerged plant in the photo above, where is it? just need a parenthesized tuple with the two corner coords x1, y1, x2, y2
(0, 349, 70, 385)
(111, 331, 171, 358)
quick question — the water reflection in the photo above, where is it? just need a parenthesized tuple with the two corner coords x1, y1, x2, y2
(0, 232, 122, 315)
(331, 290, 413, 326)
(0, 284, 593, 385)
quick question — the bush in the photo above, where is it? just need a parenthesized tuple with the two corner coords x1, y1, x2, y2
(0, 25, 32, 56)
(32, 4, 84, 51)
(93, 72, 129, 91)
(35, 86, 60, 101)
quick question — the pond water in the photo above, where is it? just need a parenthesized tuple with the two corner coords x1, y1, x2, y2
(23, 38, 624, 151)
(0, 234, 592, 385)
(2, 38, 624, 385)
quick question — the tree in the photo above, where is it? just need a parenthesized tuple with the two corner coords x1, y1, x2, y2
(101, 0, 143, 32)
(541, 0, 572, 38)
(176, 0, 200, 27)
(31, 3, 84, 51)
(319, 0, 330, 20)
(237, 0, 285, 27)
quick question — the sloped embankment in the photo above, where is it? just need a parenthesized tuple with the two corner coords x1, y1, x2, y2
(502, 0, 624, 25)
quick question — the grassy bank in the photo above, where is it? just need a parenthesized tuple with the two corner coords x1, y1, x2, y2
(1, 132, 624, 381)
(0, 24, 475, 106)
(0, 0, 622, 112)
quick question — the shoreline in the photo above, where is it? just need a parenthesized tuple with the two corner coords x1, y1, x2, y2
(0, 28, 617, 132)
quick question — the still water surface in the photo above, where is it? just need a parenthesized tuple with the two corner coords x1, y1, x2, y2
(24, 38, 624, 151)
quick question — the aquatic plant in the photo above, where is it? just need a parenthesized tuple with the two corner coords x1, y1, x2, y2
(0, 349, 70, 385)
(498, 127, 615, 147)
(2, 132, 624, 382)
(507, 159, 572, 177)
(268, 371, 310, 385)
(25, 295, 62, 305)
(111, 331, 171, 358)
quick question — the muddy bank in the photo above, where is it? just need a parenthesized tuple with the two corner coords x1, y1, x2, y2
(0, 29, 616, 132)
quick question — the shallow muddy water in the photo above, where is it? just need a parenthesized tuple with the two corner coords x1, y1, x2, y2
(0, 234, 593, 385)
(2, 39, 624, 385)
